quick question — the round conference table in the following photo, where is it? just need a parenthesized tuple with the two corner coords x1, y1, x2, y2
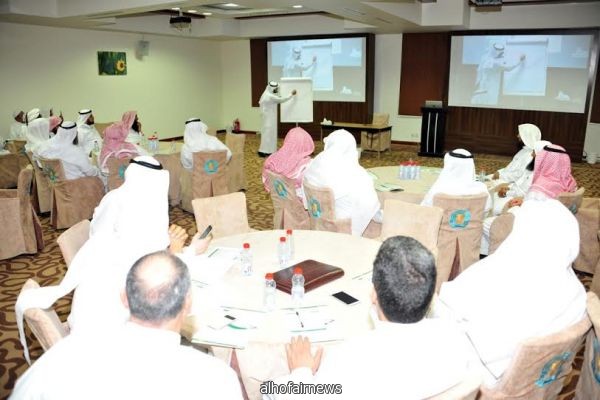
(368, 165, 442, 204)
(183, 229, 381, 399)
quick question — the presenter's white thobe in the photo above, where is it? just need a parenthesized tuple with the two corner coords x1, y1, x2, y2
(259, 91, 294, 155)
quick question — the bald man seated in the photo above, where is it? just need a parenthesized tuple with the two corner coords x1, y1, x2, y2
(11, 251, 243, 400)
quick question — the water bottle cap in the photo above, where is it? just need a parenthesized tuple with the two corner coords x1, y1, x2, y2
(243, 243, 250, 249)
(280, 237, 286, 242)
(294, 267, 303, 275)
(286, 229, 293, 235)
(265, 272, 274, 280)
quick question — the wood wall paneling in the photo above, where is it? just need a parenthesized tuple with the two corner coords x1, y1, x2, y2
(250, 38, 268, 107)
(591, 52, 600, 123)
(445, 107, 588, 160)
(398, 32, 450, 116)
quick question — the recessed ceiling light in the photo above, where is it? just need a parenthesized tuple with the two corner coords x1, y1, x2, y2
(222, 3, 240, 7)
(293, 5, 303, 8)
(171, 7, 180, 10)
(202, 12, 213, 16)
(187, 9, 198, 13)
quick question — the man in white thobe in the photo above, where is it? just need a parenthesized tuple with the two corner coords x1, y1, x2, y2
(37, 121, 100, 180)
(264, 236, 476, 400)
(283, 47, 316, 78)
(180, 118, 231, 170)
(9, 110, 27, 140)
(471, 43, 525, 106)
(10, 251, 243, 400)
(76, 109, 103, 156)
(490, 123, 541, 184)
(258, 81, 296, 157)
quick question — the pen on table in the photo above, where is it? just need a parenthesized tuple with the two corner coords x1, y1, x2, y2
(352, 270, 372, 280)
(295, 311, 305, 328)
(324, 319, 335, 326)
(207, 248, 219, 258)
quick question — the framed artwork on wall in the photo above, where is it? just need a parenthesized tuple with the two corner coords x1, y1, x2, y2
(98, 51, 127, 75)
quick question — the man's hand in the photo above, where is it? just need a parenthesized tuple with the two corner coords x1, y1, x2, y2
(492, 171, 500, 180)
(508, 197, 524, 208)
(497, 184, 509, 198)
(168, 224, 188, 254)
(189, 231, 212, 255)
(292, 90, 297, 95)
(286, 336, 323, 375)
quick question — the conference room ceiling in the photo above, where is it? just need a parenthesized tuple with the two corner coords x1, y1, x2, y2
(0, 0, 598, 39)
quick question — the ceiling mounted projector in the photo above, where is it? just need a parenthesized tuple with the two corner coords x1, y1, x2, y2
(170, 11, 192, 31)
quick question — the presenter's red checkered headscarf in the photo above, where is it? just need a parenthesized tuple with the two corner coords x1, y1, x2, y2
(530, 144, 577, 199)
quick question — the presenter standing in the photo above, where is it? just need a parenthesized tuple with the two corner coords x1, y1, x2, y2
(283, 47, 316, 78)
(258, 81, 296, 157)
(471, 43, 525, 105)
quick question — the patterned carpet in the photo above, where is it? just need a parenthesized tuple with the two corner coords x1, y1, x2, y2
(0, 134, 598, 399)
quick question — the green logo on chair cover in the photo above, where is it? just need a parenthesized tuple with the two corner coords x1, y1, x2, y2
(118, 164, 126, 180)
(308, 198, 322, 218)
(43, 166, 57, 183)
(449, 209, 471, 229)
(273, 179, 288, 198)
(568, 204, 578, 214)
(593, 337, 600, 384)
(535, 352, 572, 387)
(204, 159, 219, 174)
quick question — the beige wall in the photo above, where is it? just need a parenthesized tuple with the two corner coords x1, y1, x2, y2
(219, 40, 261, 133)
(0, 22, 222, 139)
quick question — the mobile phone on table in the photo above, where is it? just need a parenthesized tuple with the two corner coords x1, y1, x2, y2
(332, 291, 360, 305)
(199, 225, 213, 239)
(207, 314, 236, 330)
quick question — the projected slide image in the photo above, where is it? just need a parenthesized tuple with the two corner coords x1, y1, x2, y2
(449, 34, 593, 113)
(268, 37, 366, 102)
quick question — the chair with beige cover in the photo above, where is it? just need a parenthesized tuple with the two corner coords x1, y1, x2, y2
(0, 152, 30, 189)
(19, 279, 70, 356)
(360, 113, 391, 158)
(432, 193, 488, 291)
(479, 316, 591, 400)
(303, 180, 351, 234)
(574, 292, 600, 400)
(225, 132, 246, 192)
(56, 219, 90, 267)
(180, 150, 229, 213)
(265, 170, 310, 230)
(380, 199, 443, 255)
(105, 156, 133, 191)
(488, 213, 515, 255)
(0, 166, 44, 260)
(38, 158, 105, 230)
(558, 188, 600, 275)
(192, 192, 253, 239)
(6, 139, 26, 154)
(28, 154, 53, 213)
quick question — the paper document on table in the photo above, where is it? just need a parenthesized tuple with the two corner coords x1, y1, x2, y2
(284, 309, 341, 343)
(192, 307, 266, 349)
(375, 182, 404, 192)
(184, 247, 241, 285)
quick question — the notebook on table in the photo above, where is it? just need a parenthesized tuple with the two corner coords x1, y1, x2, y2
(273, 259, 345, 294)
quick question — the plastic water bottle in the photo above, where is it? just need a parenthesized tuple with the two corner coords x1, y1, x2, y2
(291, 267, 305, 304)
(398, 164, 404, 179)
(278, 237, 289, 267)
(286, 229, 294, 260)
(93, 141, 100, 154)
(415, 165, 421, 180)
(241, 242, 252, 276)
(264, 273, 276, 311)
